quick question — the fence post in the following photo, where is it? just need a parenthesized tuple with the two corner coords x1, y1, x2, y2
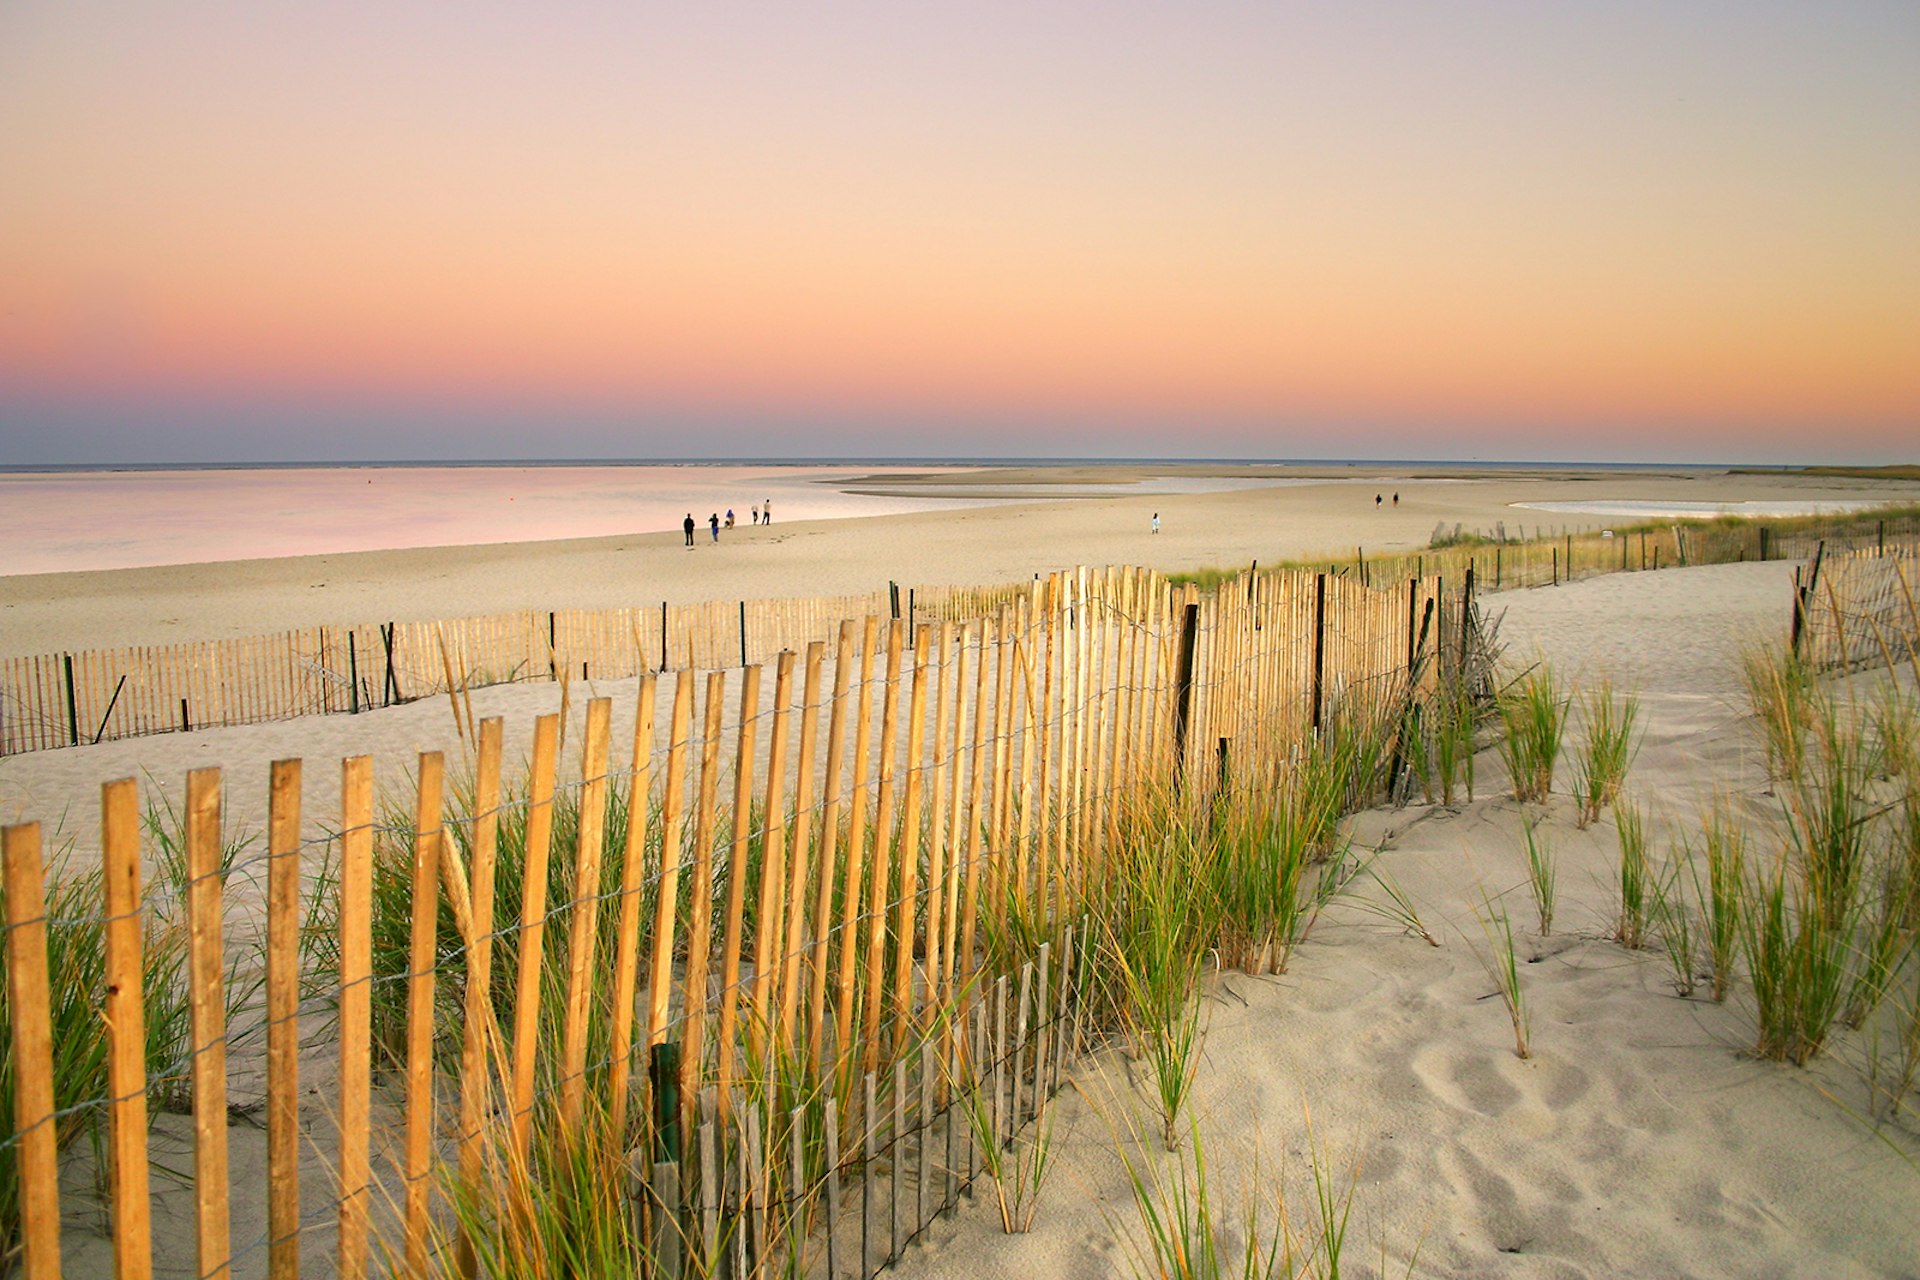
(349, 630, 360, 713)
(1405, 577, 1417, 672)
(1879, 519, 1885, 557)
(661, 601, 670, 672)
(1460, 566, 1474, 676)
(1171, 602, 1200, 791)
(739, 600, 748, 668)
(1311, 572, 1327, 732)
(548, 611, 558, 680)
(889, 581, 901, 620)
(1759, 526, 1769, 561)
(62, 653, 78, 745)
(648, 1041, 683, 1277)
(1552, 547, 1558, 586)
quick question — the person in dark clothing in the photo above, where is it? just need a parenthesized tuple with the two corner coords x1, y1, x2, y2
(684, 513, 696, 547)
(709, 512, 721, 542)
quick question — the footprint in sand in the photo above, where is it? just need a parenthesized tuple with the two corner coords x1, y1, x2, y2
(1411, 1046, 1521, 1117)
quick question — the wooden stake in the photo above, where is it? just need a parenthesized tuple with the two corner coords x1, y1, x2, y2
(810, 621, 857, 1064)
(834, 616, 880, 1059)
(186, 768, 232, 1280)
(648, 671, 698, 1048)
(752, 652, 796, 1056)
(608, 677, 656, 1137)
(560, 698, 614, 1128)
(101, 780, 153, 1280)
(862, 620, 906, 1069)
(681, 671, 729, 1097)
(715, 664, 764, 1119)
(779, 641, 825, 1051)
(337, 757, 374, 1280)
(509, 715, 562, 1158)
(403, 752, 445, 1279)
(266, 759, 303, 1279)
(3, 822, 63, 1280)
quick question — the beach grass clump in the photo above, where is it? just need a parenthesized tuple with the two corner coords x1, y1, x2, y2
(1743, 645, 1818, 783)
(418, 1090, 674, 1278)
(1521, 816, 1556, 935)
(1572, 680, 1639, 828)
(1352, 859, 1439, 947)
(1697, 800, 1746, 1002)
(1648, 851, 1700, 998)
(1098, 809, 1212, 1149)
(960, 1059, 1057, 1233)
(1614, 797, 1650, 950)
(1430, 677, 1480, 807)
(1739, 851, 1854, 1065)
(1496, 665, 1568, 803)
(1470, 889, 1531, 1059)
(1109, 1112, 1294, 1280)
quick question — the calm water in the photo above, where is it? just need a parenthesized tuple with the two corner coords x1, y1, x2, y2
(1512, 499, 1889, 520)
(0, 463, 1273, 576)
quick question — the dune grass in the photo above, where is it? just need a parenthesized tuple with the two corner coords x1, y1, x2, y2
(1614, 797, 1649, 950)
(1497, 665, 1568, 804)
(1744, 645, 1817, 783)
(1469, 889, 1531, 1060)
(1520, 817, 1556, 936)
(1573, 680, 1639, 829)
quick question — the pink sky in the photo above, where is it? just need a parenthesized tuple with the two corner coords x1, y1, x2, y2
(2, 3, 1915, 463)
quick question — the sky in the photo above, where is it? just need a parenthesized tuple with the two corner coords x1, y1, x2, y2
(1, 2, 1915, 466)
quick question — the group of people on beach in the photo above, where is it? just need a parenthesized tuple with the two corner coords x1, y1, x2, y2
(683, 500, 772, 546)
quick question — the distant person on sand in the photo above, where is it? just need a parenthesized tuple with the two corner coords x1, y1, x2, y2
(763, 498, 772, 524)
(1375, 493, 1382, 506)
(683, 513, 696, 547)
(726, 508, 735, 528)
(1151, 512, 1160, 534)
(710, 512, 720, 542)
(752, 505, 759, 525)
(1392, 493, 1399, 506)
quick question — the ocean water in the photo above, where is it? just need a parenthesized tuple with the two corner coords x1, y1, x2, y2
(1511, 499, 1889, 520)
(0, 462, 1272, 576)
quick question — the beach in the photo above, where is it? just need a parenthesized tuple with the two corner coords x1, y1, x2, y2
(3, 465, 1918, 1276)
(5, 462, 1917, 657)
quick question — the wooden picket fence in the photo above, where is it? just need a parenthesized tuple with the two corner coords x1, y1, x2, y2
(1793, 539, 1920, 674)
(0, 560, 1483, 1278)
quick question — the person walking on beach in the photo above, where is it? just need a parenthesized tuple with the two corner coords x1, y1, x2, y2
(752, 505, 759, 525)
(1375, 493, 1383, 507)
(762, 498, 772, 524)
(1151, 512, 1160, 535)
(709, 512, 720, 542)
(684, 513, 696, 547)
(1392, 493, 1399, 507)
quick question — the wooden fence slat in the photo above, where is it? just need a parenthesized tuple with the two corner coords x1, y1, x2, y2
(558, 697, 613, 1128)
(185, 767, 231, 1280)
(751, 652, 796, 1057)
(456, 717, 503, 1276)
(647, 670, 697, 1049)
(679, 671, 728, 1095)
(101, 779, 153, 1280)
(779, 640, 825, 1051)
(508, 715, 562, 1158)
(3, 821, 63, 1280)
(266, 759, 303, 1279)
(861, 620, 906, 1071)
(403, 752, 445, 1279)
(607, 674, 656, 1138)
(714, 665, 762, 1120)
(337, 757, 374, 1280)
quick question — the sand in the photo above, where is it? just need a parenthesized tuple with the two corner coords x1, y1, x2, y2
(6, 468, 1920, 1276)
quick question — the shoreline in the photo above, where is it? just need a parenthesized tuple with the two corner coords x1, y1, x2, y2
(5, 462, 1919, 658)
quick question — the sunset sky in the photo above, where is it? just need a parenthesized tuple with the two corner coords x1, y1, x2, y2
(2, 2, 1915, 464)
